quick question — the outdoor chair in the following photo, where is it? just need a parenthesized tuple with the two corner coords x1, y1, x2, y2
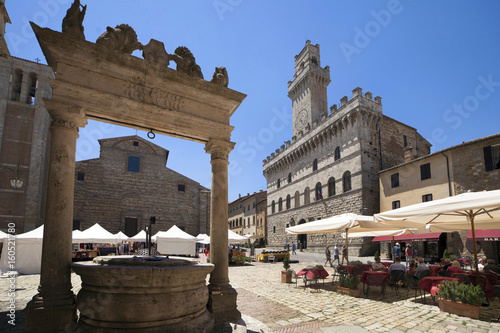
(451, 272, 470, 284)
(332, 265, 347, 284)
(304, 270, 319, 292)
(416, 269, 432, 303)
(493, 285, 500, 301)
(388, 270, 405, 295)
(268, 255, 275, 263)
(468, 274, 490, 306)
(352, 264, 367, 279)
(365, 272, 389, 298)
(289, 269, 300, 288)
(404, 273, 420, 300)
(437, 269, 452, 277)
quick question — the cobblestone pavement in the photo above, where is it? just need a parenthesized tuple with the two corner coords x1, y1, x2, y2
(1, 251, 500, 333)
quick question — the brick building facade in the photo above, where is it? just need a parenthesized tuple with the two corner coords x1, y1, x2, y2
(0, 0, 54, 232)
(73, 136, 210, 237)
(263, 41, 431, 255)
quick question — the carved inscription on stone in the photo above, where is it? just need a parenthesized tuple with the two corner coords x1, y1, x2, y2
(125, 84, 184, 111)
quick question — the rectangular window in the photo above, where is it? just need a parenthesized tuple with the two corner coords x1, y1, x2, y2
(128, 156, 140, 172)
(422, 194, 433, 202)
(392, 200, 400, 209)
(403, 135, 408, 147)
(391, 173, 399, 188)
(77, 172, 85, 181)
(420, 163, 431, 180)
(178, 184, 185, 192)
(133, 141, 139, 146)
(484, 145, 500, 171)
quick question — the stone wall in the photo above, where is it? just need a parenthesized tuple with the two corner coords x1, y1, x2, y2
(73, 136, 210, 237)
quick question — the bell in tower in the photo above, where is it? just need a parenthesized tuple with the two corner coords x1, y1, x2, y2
(288, 40, 330, 137)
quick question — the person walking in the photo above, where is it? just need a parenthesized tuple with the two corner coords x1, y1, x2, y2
(341, 245, 347, 264)
(325, 245, 333, 267)
(393, 242, 401, 260)
(291, 242, 296, 255)
(405, 244, 414, 267)
(333, 243, 340, 266)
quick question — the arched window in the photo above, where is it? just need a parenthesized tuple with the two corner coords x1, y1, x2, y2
(304, 187, 310, 204)
(328, 177, 336, 197)
(288, 173, 292, 183)
(315, 182, 322, 200)
(343, 171, 352, 192)
(271, 201, 275, 213)
(294, 191, 300, 208)
(334, 147, 341, 161)
(10, 69, 23, 102)
(312, 159, 318, 171)
(286, 195, 291, 209)
(277, 178, 281, 188)
(278, 198, 283, 211)
(273, 226, 276, 233)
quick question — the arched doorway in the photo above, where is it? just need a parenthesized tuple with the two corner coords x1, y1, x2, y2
(297, 219, 307, 250)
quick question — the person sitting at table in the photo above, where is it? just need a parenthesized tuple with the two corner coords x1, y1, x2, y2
(483, 259, 500, 274)
(414, 257, 429, 276)
(372, 257, 385, 271)
(388, 256, 406, 272)
(408, 259, 417, 275)
(447, 260, 464, 274)
(442, 258, 452, 270)
(478, 257, 487, 271)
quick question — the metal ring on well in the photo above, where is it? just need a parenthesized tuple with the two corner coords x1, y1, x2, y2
(147, 130, 155, 139)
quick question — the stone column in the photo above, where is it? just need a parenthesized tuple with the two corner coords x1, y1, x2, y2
(19, 71, 30, 104)
(205, 139, 240, 323)
(25, 104, 87, 333)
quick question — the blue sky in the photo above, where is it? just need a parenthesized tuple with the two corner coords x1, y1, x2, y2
(5, 0, 500, 202)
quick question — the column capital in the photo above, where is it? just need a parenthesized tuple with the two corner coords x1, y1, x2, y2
(205, 139, 235, 161)
(45, 100, 88, 130)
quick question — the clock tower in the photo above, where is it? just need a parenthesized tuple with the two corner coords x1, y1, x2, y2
(288, 40, 330, 137)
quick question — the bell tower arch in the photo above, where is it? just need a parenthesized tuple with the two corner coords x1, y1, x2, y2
(288, 40, 330, 136)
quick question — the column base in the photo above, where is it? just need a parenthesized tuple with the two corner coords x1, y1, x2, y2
(24, 291, 77, 332)
(207, 285, 241, 323)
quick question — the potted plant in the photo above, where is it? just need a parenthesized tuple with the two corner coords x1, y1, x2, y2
(437, 280, 484, 319)
(281, 255, 291, 283)
(337, 274, 361, 297)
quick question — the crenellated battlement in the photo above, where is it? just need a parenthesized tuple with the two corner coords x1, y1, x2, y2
(263, 86, 382, 172)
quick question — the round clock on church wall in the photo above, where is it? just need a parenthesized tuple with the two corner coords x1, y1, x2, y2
(296, 109, 308, 130)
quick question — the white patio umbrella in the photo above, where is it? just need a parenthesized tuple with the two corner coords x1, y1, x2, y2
(228, 229, 248, 243)
(285, 213, 394, 266)
(374, 189, 500, 272)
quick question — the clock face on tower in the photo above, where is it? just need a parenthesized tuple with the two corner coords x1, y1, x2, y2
(296, 109, 308, 130)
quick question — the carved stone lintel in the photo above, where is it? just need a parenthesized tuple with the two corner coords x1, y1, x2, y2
(142, 39, 170, 67)
(96, 24, 143, 55)
(210, 67, 229, 88)
(62, 0, 86, 40)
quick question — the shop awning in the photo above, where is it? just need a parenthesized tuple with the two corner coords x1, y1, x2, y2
(372, 232, 442, 243)
(467, 230, 500, 241)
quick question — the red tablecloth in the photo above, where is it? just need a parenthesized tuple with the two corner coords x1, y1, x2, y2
(428, 265, 443, 277)
(419, 276, 459, 295)
(296, 268, 329, 279)
(360, 271, 389, 285)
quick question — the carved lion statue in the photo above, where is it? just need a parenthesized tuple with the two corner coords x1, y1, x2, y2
(96, 24, 143, 55)
(210, 66, 229, 88)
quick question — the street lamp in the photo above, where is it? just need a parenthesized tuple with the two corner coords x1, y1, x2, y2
(1, 164, 24, 189)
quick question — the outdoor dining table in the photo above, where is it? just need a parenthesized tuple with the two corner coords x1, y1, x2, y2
(341, 264, 372, 275)
(360, 271, 389, 295)
(418, 276, 460, 296)
(296, 267, 329, 279)
(427, 265, 443, 276)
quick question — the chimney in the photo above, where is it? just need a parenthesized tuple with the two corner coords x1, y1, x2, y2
(404, 146, 414, 163)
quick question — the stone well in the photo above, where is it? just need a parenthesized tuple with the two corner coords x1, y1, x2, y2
(71, 256, 215, 333)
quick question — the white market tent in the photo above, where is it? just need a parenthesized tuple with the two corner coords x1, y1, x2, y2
(72, 223, 119, 244)
(228, 229, 248, 243)
(115, 231, 129, 242)
(0, 225, 44, 274)
(155, 225, 197, 256)
(129, 230, 147, 242)
(196, 233, 210, 245)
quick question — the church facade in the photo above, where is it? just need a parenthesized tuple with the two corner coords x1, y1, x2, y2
(263, 41, 431, 255)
